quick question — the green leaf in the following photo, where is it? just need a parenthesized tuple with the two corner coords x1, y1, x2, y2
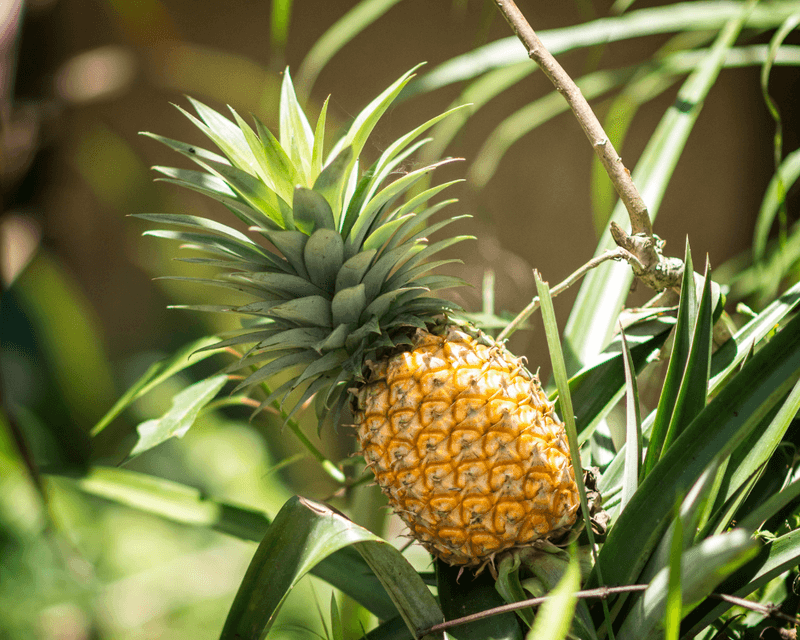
(183, 98, 258, 174)
(253, 114, 302, 205)
(91, 336, 223, 437)
(346, 159, 459, 257)
(219, 496, 443, 640)
(334, 65, 422, 165)
(233, 350, 317, 392)
(331, 284, 367, 326)
(312, 146, 354, 224)
(143, 228, 274, 266)
(335, 249, 376, 292)
(559, 315, 673, 444)
(753, 146, 800, 262)
(436, 559, 523, 640)
(127, 374, 227, 460)
(269, 295, 333, 326)
(58, 466, 398, 620)
(304, 229, 344, 292)
(314, 323, 351, 353)
(413, 2, 799, 94)
(294, 186, 336, 234)
(248, 271, 326, 298)
(590, 310, 800, 591)
(262, 229, 309, 279)
(230, 109, 296, 206)
(279, 68, 314, 184)
(659, 259, 714, 456)
(620, 328, 643, 512)
(527, 548, 580, 640)
(150, 165, 268, 229)
(663, 516, 683, 640)
(683, 528, 800, 637)
(369, 105, 469, 194)
(311, 96, 329, 179)
(709, 374, 800, 533)
(198, 156, 290, 228)
(643, 243, 697, 474)
(133, 213, 264, 249)
(496, 555, 535, 628)
(616, 529, 758, 640)
(709, 278, 800, 391)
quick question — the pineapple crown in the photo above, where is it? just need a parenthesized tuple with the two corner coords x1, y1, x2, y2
(137, 66, 471, 429)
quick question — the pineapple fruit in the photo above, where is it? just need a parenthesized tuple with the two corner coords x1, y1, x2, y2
(141, 67, 579, 567)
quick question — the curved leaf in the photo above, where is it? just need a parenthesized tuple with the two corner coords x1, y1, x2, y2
(60, 466, 398, 620)
(590, 310, 800, 590)
(219, 496, 443, 640)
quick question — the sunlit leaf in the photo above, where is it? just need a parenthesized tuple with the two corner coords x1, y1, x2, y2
(127, 374, 227, 460)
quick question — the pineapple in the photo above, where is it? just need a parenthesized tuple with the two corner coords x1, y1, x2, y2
(141, 67, 579, 567)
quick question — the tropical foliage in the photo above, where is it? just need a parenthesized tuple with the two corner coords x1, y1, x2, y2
(4, 1, 800, 639)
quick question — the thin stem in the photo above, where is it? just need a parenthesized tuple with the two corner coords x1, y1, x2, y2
(417, 586, 800, 636)
(258, 381, 347, 484)
(494, 0, 653, 237)
(497, 247, 633, 342)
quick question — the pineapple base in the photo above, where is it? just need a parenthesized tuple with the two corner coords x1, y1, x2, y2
(354, 326, 580, 567)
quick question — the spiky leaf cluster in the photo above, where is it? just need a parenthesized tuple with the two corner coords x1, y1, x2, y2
(138, 67, 471, 427)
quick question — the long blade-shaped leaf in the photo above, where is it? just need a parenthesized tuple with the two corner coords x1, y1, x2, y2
(683, 528, 800, 637)
(57, 467, 398, 620)
(412, 1, 799, 93)
(219, 496, 443, 640)
(659, 259, 714, 455)
(590, 310, 800, 590)
(620, 329, 643, 512)
(528, 549, 581, 640)
(643, 243, 697, 474)
(616, 529, 758, 640)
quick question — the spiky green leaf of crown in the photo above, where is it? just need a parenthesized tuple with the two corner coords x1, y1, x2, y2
(138, 67, 471, 428)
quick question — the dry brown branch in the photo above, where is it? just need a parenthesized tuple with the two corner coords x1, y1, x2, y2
(417, 585, 800, 636)
(493, 0, 684, 292)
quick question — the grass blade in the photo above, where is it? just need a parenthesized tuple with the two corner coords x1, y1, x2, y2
(527, 548, 580, 640)
(619, 328, 642, 513)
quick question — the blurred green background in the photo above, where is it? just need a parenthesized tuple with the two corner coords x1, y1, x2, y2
(2, 0, 799, 638)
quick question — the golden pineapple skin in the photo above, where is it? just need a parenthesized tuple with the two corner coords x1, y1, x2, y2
(355, 327, 579, 566)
